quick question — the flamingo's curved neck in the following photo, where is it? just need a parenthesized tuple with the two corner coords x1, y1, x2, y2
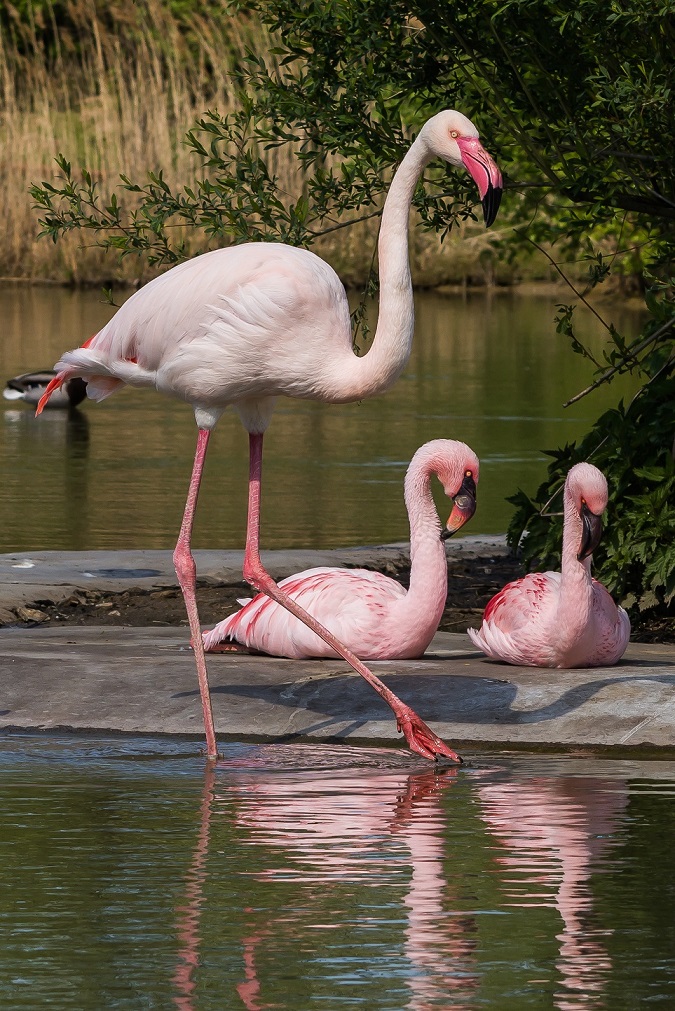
(559, 484, 593, 628)
(346, 135, 431, 397)
(403, 455, 448, 617)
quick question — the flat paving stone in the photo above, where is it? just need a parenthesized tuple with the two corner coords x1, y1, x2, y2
(1, 625, 673, 754)
(1, 546, 673, 755)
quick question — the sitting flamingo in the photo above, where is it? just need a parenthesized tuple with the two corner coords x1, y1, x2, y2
(468, 462, 630, 668)
(204, 440, 479, 659)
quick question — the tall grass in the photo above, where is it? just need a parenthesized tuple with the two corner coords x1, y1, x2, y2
(0, 2, 282, 282)
(0, 0, 513, 286)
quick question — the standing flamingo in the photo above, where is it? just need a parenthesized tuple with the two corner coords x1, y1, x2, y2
(36, 109, 502, 762)
(204, 439, 479, 659)
(468, 463, 630, 667)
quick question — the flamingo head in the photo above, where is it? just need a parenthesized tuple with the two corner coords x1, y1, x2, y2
(566, 463, 608, 560)
(420, 110, 503, 227)
(439, 443, 480, 540)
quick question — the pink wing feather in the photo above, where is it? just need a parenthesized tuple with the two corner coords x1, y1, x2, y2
(482, 572, 560, 630)
(589, 579, 631, 665)
(203, 565, 407, 659)
(468, 572, 563, 666)
(469, 571, 629, 668)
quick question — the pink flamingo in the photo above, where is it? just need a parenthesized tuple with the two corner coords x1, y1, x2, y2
(203, 439, 479, 659)
(468, 463, 630, 667)
(35, 109, 502, 762)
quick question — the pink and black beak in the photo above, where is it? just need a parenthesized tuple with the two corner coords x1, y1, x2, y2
(577, 502, 603, 561)
(441, 472, 477, 540)
(456, 136, 503, 227)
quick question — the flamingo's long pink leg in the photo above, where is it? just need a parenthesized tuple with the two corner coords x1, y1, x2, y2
(173, 428, 218, 759)
(241, 433, 461, 764)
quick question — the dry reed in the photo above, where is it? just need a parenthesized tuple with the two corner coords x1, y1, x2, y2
(0, 1, 514, 287)
(0, 1, 284, 283)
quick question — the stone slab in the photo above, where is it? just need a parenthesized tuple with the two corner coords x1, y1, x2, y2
(1, 625, 673, 754)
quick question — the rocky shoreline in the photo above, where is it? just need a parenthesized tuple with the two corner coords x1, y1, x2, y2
(1, 541, 670, 643)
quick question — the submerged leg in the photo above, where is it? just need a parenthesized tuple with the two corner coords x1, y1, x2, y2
(240, 432, 461, 764)
(173, 428, 218, 759)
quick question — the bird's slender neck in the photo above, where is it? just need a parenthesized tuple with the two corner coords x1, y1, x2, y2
(403, 452, 448, 611)
(345, 135, 432, 397)
(378, 134, 428, 294)
(559, 483, 593, 625)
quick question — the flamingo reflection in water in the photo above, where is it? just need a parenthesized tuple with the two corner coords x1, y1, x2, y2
(171, 755, 628, 1010)
(231, 759, 480, 1011)
(171, 762, 216, 1011)
(171, 751, 478, 1011)
(476, 773, 628, 1010)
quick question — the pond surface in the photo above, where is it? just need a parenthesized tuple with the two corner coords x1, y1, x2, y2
(0, 284, 642, 552)
(0, 735, 673, 1009)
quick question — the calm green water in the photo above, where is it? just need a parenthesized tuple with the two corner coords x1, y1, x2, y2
(0, 284, 642, 552)
(0, 736, 673, 1009)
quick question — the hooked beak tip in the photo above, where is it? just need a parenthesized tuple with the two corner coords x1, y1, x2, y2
(482, 183, 503, 227)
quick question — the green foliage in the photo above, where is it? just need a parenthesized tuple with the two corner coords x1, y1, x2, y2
(552, 270, 675, 402)
(510, 265, 674, 620)
(507, 374, 675, 614)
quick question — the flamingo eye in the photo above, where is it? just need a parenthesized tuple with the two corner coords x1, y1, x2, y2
(465, 469, 473, 477)
(450, 130, 459, 139)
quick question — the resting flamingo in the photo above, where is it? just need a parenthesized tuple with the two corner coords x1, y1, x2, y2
(468, 463, 630, 667)
(204, 439, 479, 659)
(36, 109, 502, 762)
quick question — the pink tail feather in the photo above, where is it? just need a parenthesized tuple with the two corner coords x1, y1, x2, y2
(35, 334, 98, 416)
(35, 373, 68, 415)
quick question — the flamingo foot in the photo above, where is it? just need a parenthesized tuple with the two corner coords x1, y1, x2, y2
(396, 705, 463, 764)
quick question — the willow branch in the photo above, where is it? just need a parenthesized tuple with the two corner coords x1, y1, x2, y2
(564, 318, 675, 406)
(523, 234, 612, 331)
